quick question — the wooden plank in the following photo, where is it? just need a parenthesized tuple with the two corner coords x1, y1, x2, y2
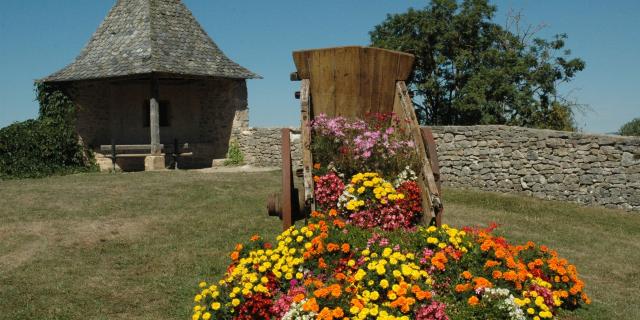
(421, 127, 443, 227)
(101, 144, 154, 151)
(334, 46, 361, 118)
(376, 50, 400, 115)
(359, 47, 374, 116)
(396, 54, 415, 81)
(99, 144, 189, 152)
(368, 48, 382, 114)
(293, 46, 416, 119)
(421, 127, 442, 192)
(113, 153, 164, 158)
(395, 81, 442, 224)
(281, 128, 293, 230)
(308, 49, 337, 117)
(293, 46, 414, 82)
(292, 50, 312, 79)
(299, 79, 315, 210)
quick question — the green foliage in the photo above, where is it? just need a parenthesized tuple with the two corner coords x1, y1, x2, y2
(224, 139, 244, 166)
(619, 117, 640, 136)
(370, 0, 585, 131)
(0, 83, 95, 179)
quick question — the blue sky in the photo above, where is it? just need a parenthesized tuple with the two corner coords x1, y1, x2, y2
(0, 0, 638, 133)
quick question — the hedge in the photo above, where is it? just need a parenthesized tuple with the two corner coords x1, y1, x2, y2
(0, 84, 95, 179)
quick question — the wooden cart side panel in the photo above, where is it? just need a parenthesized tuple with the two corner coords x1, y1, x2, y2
(376, 49, 401, 115)
(359, 48, 375, 116)
(309, 49, 336, 117)
(393, 81, 443, 223)
(292, 50, 313, 79)
(300, 79, 315, 208)
(334, 47, 361, 118)
(421, 127, 444, 227)
(292, 46, 415, 119)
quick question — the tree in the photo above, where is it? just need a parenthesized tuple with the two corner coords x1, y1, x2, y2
(619, 118, 640, 136)
(370, 0, 585, 130)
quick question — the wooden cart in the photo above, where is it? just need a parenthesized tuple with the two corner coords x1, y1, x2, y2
(267, 46, 443, 230)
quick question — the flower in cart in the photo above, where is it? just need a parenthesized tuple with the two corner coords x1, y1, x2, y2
(314, 171, 345, 210)
(338, 172, 404, 212)
(310, 113, 419, 178)
(393, 166, 418, 187)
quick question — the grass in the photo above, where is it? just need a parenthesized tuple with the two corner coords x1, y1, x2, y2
(1, 171, 638, 319)
(0, 171, 282, 320)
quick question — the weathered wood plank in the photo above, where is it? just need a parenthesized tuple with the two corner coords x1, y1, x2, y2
(299, 79, 315, 210)
(292, 46, 415, 119)
(281, 128, 293, 230)
(99, 144, 189, 152)
(395, 81, 442, 224)
(334, 46, 361, 118)
(359, 47, 374, 116)
(375, 50, 399, 115)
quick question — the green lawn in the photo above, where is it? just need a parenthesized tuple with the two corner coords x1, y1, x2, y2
(0, 171, 638, 319)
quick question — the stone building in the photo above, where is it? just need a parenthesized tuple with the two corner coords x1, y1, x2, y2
(41, 0, 259, 170)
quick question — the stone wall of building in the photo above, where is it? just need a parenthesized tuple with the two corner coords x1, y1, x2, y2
(238, 125, 640, 211)
(65, 78, 248, 170)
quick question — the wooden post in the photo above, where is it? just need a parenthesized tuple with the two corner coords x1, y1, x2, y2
(111, 139, 116, 172)
(150, 75, 160, 155)
(281, 128, 293, 230)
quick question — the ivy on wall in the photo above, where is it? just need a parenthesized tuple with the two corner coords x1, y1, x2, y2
(0, 83, 96, 179)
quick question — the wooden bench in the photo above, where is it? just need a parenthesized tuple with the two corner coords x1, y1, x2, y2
(99, 140, 193, 170)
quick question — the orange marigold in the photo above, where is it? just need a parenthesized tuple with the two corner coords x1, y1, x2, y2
(333, 219, 346, 228)
(303, 298, 319, 313)
(318, 257, 328, 269)
(431, 252, 448, 271)
(468, 296, 479, 306)
(230, 251, 239, 261)
(327, 243, 340, 252)
(455, 283, 470, 293)
(473, 277, 493, 289)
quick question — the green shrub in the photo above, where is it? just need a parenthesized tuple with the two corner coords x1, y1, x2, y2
(0, 84, 95, 179)
(619, 118, 640, 136)
(224, 139, 244, 166)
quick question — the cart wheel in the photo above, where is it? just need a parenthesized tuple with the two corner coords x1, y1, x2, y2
(264, 129, 296, 230)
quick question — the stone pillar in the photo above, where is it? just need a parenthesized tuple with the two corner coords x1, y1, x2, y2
(145, 75, 165, 171)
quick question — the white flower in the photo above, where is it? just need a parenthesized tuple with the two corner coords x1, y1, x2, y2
(483, 287, 526, 320)
(393, 166, 418, 187)
(282, 300, 317, 320)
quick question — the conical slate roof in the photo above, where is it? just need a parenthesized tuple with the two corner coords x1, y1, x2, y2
(43, 0, 259, 82)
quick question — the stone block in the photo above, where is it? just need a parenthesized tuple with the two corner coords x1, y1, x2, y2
(144, 155, 166, 171)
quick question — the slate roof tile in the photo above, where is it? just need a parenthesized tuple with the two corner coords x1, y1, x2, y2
(43, 0, 259, 82)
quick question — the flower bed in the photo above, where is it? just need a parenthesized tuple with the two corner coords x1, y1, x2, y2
(192, 114, 589, 319)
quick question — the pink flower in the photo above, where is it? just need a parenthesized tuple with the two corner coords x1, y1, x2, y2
(415, 301, 449, 320)
(314, 172, 345, 210)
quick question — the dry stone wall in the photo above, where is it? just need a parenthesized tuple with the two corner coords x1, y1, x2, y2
(238, 125, 640, 211)
(430, 126, 640, 211)
(235, 128, 302, 169)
